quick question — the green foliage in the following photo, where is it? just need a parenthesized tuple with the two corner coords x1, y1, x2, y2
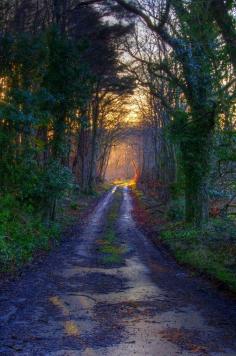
(0, 28, 94, 271)
(0, 28, 89, 210)
(166, 198, 185, 221)
(0, 194, 60, 272)
(70, 202, 78, 210)
(100, 229, 123, 264)
(36, 161, 73, 206)
(98, 189, 125, 265)
(0, 3, 133, 273)
(168, 110, 189, 143)
(161, 219, 236, 292)
(216, 130, 236, 163)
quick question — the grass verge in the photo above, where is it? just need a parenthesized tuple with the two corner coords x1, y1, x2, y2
(0, 194, 60, 273)
(61, 183, 112, 227)
(161, 220, 236, 292)
(97, 188, 125, 265)
(131, 186, 236, 294)
(0, 183, 111, 275)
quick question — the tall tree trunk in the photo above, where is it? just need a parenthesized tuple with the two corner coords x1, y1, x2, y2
(52, 111, 66, 161)
(88, 92, 100, 191)
(184, 169, 209, 226)
(182, 117, 214, 227)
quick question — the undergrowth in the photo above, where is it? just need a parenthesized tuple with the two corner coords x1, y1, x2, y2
(0, 184, 111, 274)
(61, 183, 112, 227)
(161, 219, 236, 292)
(0, 194, 60, 273)
(132, 186, 236, 293)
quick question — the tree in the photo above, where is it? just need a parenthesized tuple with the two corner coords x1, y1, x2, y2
(207, 0, 236, 71)
(113, 0, 235, 226)
(0, 0, 133, 213)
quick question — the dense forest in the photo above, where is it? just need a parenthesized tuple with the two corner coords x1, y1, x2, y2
(117, 0, 236, 223)
(0, 0, 135, 268)
(114, 0, 236, 292)
(1, 1, 236, 354)
(0, 1, 235, 280)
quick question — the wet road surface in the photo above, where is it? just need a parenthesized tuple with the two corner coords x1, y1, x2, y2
(1, 186, 236, 355)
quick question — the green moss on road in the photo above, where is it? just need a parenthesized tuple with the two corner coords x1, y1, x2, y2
(97, 189, 125, 265)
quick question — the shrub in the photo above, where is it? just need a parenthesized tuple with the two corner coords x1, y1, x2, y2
(0, 194, 60, 272)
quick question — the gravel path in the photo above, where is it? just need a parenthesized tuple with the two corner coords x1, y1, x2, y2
(1, 186, 236, 355)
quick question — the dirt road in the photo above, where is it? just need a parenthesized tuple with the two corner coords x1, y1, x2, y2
(1, 186, 236, 355)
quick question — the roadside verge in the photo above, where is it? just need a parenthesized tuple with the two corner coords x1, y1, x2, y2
(130, 185, 236, 295)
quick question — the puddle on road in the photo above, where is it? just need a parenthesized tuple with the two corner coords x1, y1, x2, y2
(64, 321, 80, 337)
(2, 186, 236, 356)
(45, 187, 220, 356)
(45, 187, 236, 355)
(75, 187, 117, 261)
